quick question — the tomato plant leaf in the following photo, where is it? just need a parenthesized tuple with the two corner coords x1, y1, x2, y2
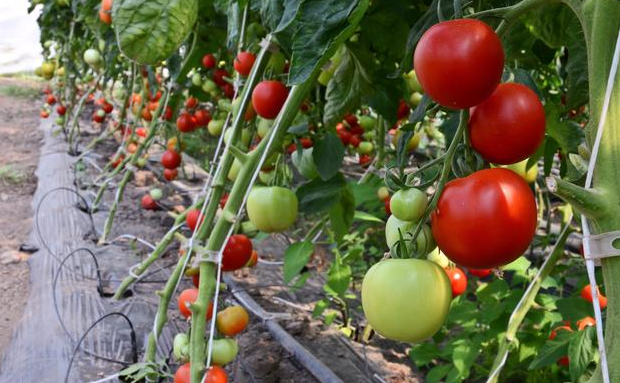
(568, 326, 595, 381)
(426, 364, 452, 383)
(325, 259, 352, 297)
(529, 330, 574, 369)
(409, 343, 441, 367)
(452, 338, 481, 379)
(283, 240, 314, 283)
(545, 105, 584, 154)
(296, 173, 346, 213)
(313, 133, 345, 180)
(288, 0, 370, 85)
(329, 186, 355, 243)
(556, 297, 593, 322)
(353, 211, 383, 223)
(112, 0, 198, 65)
(226, 1, 241, 50)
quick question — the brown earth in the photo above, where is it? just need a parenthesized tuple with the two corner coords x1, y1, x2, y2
(0, 77, 43, 360)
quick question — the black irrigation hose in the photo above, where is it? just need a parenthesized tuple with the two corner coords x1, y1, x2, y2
(63, 312, 138, 383)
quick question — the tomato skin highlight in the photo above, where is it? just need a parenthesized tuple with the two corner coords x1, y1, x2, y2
(413, 19, 504, 109)
(444, 267, 467, 297)
(362, 259, 451, 343)
(222, 234, 253, 271)
(431, 168, 537, 269)
(252, 80, 289, 119)
(469, 83, 545, 164)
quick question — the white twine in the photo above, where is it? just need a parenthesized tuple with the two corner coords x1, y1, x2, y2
(580, 19, 620, 383)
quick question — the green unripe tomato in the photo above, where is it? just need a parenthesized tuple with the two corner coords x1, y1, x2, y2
(34, 66, 43, 77)
(427, 248, 450, 268)
(362, 259, 451, 343)
(267, 51, 287, 75)
(210, 338, 239, 366)
(377, 186, 389, 201)
(224, 128, 251, 148)
(55, 117, 65, 125)
(228, 158, 241, 181)
(240, 221, 258, 238)
(246, 187, 298, 233)
(291, 148, 319, 180)
(409, 92, 423, 107)
(55, 67, 65, 77)
(390, 188, 428, 222)
(357, 141, 374, 155)
(83, 48, 102, 67)
(359, 115, 376, 131)
(385, 215, 435, 256)
(259, 169, 275, 185)
(256, 118, 273, 138)
(41, 61, 55, 77)
(149, 188, 163, 201)
(113, 84, 127, 101)
(43, 40, 53, 48)
(207, 119, 225, 137)
(191, 73, 203, 86)
(98, 39, 106, 52)
(391, 130, 421, 152)
(96, 109, 106, 118)
(496, 159, 538, 184)
(405, 69, 423, 93)
(202, 79, 218, 93)
(136, 157, 147, 168)
(173, 333, 190, 362)
(363, 130, 376, 140)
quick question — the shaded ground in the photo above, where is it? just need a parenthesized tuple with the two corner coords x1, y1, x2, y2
(0, 76, 42, 361)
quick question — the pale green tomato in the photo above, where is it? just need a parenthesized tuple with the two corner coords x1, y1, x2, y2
(246, 186, 298, 233)
(385, 215, 435, 256)
(256, 117, 273, 138)
(224, 128, 251, 148)
(202, 79, 218, 93)
(390, 188, 428, 222)
(357, 141, 374, 155)
(259, 169, 275, 185)
(409, 92, 423, 107)
(191, 73, 203, 86)
(228, 158, 241, 181)
(362, 259, 451, 343)
(173, 333, 189, 362)
(149, 188, 163, 201)
(210, 338, 238, 366)
(207, 119, 225, 137)
(83, 49, 102, 67)
(359, 115, 376, 131)
(496, 159, 538, 184)
(377, 186, 389, 201)
(405, 69, 423, 93)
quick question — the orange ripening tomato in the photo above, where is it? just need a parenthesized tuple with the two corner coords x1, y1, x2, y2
(177, 288, 213, 320)
(216, 305, 249, 336)
(577, 316, 596, 330)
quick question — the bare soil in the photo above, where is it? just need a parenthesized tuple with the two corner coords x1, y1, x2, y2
(0, 77, 42, 360)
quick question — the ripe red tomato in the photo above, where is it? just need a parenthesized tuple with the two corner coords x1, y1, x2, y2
(344, 113, 358, 126)
(413, 19, 504, 109)
(349, 134, 362, 148)
(141, 194, 157, 210)
(581, 285, 607, 309)
(396, 99, 410, 120)
(173, 363, 191, 383)
(549, 325, 572, 340)
(222, 234, 253, 271)
(252, 80, 289, 119)
(359, 154, 372, 166)
(577, 316, 596, 330)
(300, 137, 313, 148)
(161, 149, 182, 169)
(185, 97, 198, 109)
(212, 69, 230, 87)
(468, 268, 492, 278)
(384, 198, 391, 215)
(194, 109, 211, 127)
(205, 366, 228, 383)
(102, 102, 113, 114)
(349, 124, 364, 136)
(287, 143, 297, 154)
(444, 267, 467, 298)
(149, 90, 162, 102)
(164, 168, 178, 181)
(177, 288, 213, 319)
(216, 305, 249, 336)
(93, 113, 105, 123)
(162, 106, 173, 121)
(234, 51, 256, 77)
(176, 113, 195, 133)
(46, 94, 57, 105)
(338, 130, 352, 145)
(469, 83, 545, 164)
(135, 127, 147, 137)
(222, 83, 235, 99)
(56, 105, 67, 115)
(202, 54, 216, 69)
(186, 209, 204, 232)
(219, 193, 229, 208)
(431, 168, 537, 269)
(141, 108, 152, 121)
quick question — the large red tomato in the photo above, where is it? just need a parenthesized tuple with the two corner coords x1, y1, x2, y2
(413, 19, 504, 109)
(252, 80, 288, 119)
(222, 234, 253, 271)
(161, 149, 182, 169)
(234, 51, 256, 77)
(431, 168, 537, 269)
(469, 83, 545, 164)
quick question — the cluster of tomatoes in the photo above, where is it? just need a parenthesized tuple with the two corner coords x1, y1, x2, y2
(362, 18, 546, 344)
(336, 113, 376, 166)
(176, 97, 212, 133)
(191, 53, 235, 100)
(92, 97, 114, 123)
(39, 88, 59, 120)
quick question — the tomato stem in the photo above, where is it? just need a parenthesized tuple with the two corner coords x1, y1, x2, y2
(546, 176, 610, 221)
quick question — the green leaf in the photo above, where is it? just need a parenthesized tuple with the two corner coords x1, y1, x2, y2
(112, 0, 198, 65)
(353, 210, 383, 223)
(313, 298, 329, 317)
(426, 364, 452, 383)
(329, 186, 355, 243)
(556, 297, 593, 322)
(545, 105, 585, 154)
(313, 133, 345, 180)
(409, 343, 441, 367)
(226, 1, 241, 50)
(502, 256, 532, 277)
(529, 330, 573, 369)
(288, 0, 370, 85)
(452, 339, 480, 378)
(283, 241, 314, 283)
(568, 326, 595, 381)
(323, 47, 371, 127)
(296, 173, 347, 213)
(325, 261, 351, 296)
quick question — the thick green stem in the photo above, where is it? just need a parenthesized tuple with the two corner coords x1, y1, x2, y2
(546, 176, 610, 220)
(376, 116, 386, 168)
(486, 222, 572, 383)
(67, 75, 101, 151)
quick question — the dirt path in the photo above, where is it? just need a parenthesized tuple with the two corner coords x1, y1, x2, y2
(0, 77, 42, 360)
